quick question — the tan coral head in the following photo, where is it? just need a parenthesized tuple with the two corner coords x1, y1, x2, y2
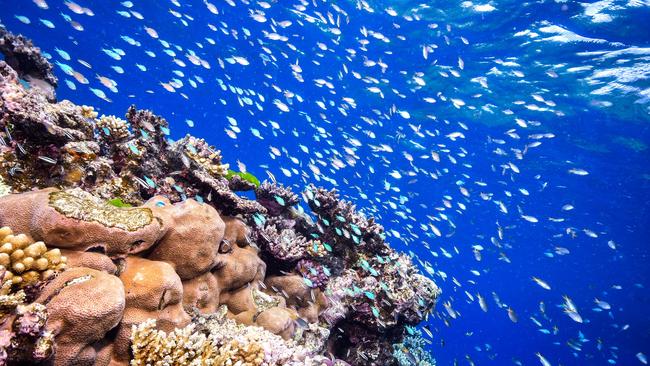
(0, 226, 66, 289)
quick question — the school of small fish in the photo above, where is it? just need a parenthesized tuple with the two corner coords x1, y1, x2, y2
(3, 0, 648, 365)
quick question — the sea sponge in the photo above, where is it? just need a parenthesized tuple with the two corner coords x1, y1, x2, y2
(0, 226, 66, 288)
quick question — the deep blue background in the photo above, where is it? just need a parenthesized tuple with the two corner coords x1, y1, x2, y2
(2, 0, 649, 365)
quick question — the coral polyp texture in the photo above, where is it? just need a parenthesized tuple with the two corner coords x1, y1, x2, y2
(0, 28, 439, 366)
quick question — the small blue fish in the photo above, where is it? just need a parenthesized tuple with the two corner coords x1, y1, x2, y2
(127, 143, 139, 155)
(39, 18, 55, 28)
(64, 79, 76, 90)
(89, 87, 111, 102)
(143, 176, 156, 188)
(55, 61, 74, 75)
(54, 47, 71, 60)
(371, 306, 380, 318)
(15, 15, 31, 24)
(323, 266, 331, 276)
(116, 10, 131, 18)
(120, 35, 140, 46)
(101, 48, 121, 60)
(274, 195, 285, 206)
(121, 1, 134, 8)
(111, 65, 125, 74)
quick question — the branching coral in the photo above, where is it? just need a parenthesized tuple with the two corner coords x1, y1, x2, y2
(303, 184, 386, 256)
(255, 181, 299, 216)
(0, 176, 10, 197)
(296, 259, 330, 290)
(131, 306, 341, 366)
(96, 114, 131, 142)
(392, 328, 436, 366)
(257, 223, 308, 263)
(130, 319, 220, 366)
(0, 227, 58, 366)
(0, 302, 54, 365)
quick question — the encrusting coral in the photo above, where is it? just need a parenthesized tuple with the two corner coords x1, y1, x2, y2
(0, 28, 440, 366)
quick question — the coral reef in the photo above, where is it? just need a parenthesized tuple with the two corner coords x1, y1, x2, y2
(0, 27, 57, 100)
(0, 29, 440, 366)
(131, 306, 348, 366)
(392, 328, 436, 366)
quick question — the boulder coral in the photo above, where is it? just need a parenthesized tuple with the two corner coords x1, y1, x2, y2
(0, 28, 439, 366)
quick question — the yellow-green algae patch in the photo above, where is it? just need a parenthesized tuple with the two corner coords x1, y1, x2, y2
(48, 189, 153, 232)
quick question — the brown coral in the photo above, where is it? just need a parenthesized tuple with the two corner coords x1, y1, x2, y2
(35, 267, 125, 366)
(111, 256, 190, 364)
(0, 188, 164, 257)
(145, 196, 225, 280)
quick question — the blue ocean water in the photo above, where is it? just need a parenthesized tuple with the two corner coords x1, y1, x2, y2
(2, 0, 649, 365)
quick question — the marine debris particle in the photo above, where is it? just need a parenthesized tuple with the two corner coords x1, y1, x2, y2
(48, 188, 153, 232)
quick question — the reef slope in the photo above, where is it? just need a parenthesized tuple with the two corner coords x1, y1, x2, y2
(0, 28, 439, 366)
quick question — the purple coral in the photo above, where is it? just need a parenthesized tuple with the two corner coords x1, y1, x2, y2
(257, 223, 307, 263)
(255, 181, 299, 216)
(0, 303, 54, 365)
(296, 259, 330, 290)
